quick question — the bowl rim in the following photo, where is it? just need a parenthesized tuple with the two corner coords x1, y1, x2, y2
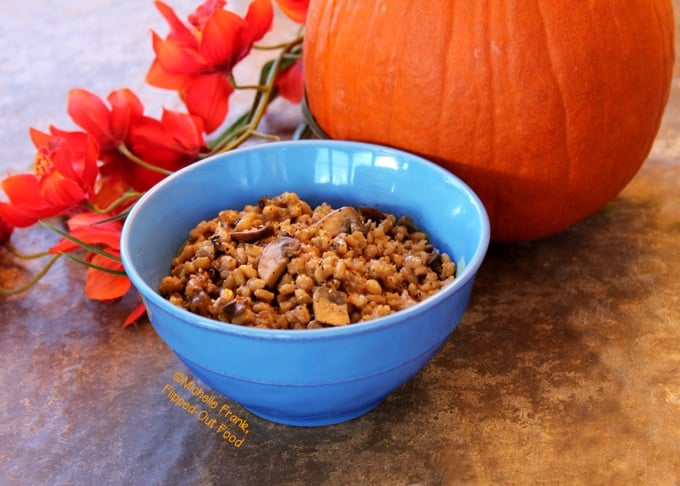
(120, 139, 490, 341)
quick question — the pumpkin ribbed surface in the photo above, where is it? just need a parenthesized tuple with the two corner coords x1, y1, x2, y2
(303, 1, 675, 241)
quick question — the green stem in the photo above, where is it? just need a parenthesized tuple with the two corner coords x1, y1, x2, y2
(232, 83, 268, 91)
(206, 111, 252, 152)
(4, 242, 51, 260)
(88, 191, 143, 215)
(63, 253, 127, 276)
(39, 221, 122, 263)
(254, 30, 304, 50)
(0, 253, 62, 296)
(211, 36, 303, 154)
(118, 144, 173, 176)
(229, 74, 268, 92)
(248, 131, 281, 142)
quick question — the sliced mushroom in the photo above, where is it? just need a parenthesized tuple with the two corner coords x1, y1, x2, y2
(425, 245, 440, 265)
(258, 236, 301, 288)
(230, 224, 274, 242)
(221, 298, 255, 325)
(221, 299, 239, 320)
(397, 215, 417, 232)
(427, 247, 443, 274)
(358, 206, 386, 223)
(312, 286, 350, 326)
(315, 206, 365, 237)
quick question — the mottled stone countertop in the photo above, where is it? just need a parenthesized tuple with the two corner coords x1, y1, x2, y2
(1, 2, 679, 485)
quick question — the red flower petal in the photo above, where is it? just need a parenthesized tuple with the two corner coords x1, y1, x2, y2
(39, 128, 99, 197)
(184, 73, 233, 133)
(245, 0, 274, 41)
(0, 174, 62, 226)
(49, 228, 123, 254)
(274, 0, 308, 24)
(161, 109, 206, 154)
(85, 251, 131, 301)
(276, 59, 304, 103)
(1, 173, 43, 207)
(200, 9, 247, 68)
(199, 1, 273, 70)
(124, 301, 147, 327)
(67, 89, 115, 150)
(92, 167, 133, 212)
(0, 174, 55, 226)
(146, 55, 190, 90)
(0, 202, 43, 228)
(39, 176, 87, 208)
(51, 128, 99, 180)
(50, 213, 123, 253)
(66, 212, 122, 232)
(29, 127, 51, 149)
(154, 1, 198, 47)
(153, 33, 207, 76)
(107, 89, 144, 145)
(129, 116, 185, 165)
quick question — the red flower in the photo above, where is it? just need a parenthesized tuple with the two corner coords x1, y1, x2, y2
(275, 0, 308, 23)
(146, 0, 274, 133)
(67, 88, 148, 207)
(128, 108, 207, 190)
(67, 88, 144, 156)
(50, 212, 130, 301)
(0, 128, 99, 227)
(91, 164, 135, 212)
(49, 212, 148, 325)
(0, 175, 55, 227)
(67, 87, 207, 194)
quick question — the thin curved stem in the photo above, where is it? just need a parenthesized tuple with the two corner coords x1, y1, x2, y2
(221, 131, 280, 152)
(118, 144, 173, 176)
(249, 131, 281, 142)
(254, 33, 304, 51)
(4, 242, 51, 260)
(39, 221, 122, 263)
(211, 37, 303, 154)
(0, 253, 62, 296)
(63, 253, 127, 276)
(233, 83, 268, 91)
(229, 73, 268, 92)
(88, 191, 143, 215)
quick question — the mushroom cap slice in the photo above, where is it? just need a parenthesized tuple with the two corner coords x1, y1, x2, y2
(312, 286, 350, 326)
(315, 206, 365, 237)
(230, 224, 274, 242)
(258, 236, 301, 288)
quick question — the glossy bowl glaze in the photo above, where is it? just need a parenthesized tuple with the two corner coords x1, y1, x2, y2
(120, 140, 490, 426)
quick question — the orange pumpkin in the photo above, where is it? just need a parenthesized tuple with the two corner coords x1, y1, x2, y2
(303, 1, 675, 242)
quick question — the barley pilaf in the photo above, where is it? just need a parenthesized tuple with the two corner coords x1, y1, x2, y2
(159, 192, 455, 329)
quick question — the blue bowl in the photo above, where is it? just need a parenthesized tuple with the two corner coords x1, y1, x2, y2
(120, 140, 489, 426)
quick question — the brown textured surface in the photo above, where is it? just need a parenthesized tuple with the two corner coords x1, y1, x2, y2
(1, 2, 679, 485)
